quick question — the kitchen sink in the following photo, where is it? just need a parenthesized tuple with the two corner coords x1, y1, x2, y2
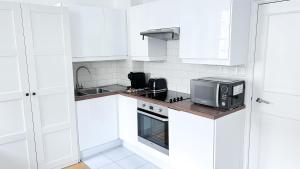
(75, 87, 110, 96)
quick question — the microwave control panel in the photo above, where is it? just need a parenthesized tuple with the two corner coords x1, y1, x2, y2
(219, 84, 229, 108)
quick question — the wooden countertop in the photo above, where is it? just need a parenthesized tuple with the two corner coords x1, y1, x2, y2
(75, 90, 245, 120)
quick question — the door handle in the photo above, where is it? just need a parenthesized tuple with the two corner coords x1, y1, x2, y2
(256, 98, 270, 104)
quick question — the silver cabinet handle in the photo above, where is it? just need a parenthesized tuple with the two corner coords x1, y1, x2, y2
(256, 98, 270, 104)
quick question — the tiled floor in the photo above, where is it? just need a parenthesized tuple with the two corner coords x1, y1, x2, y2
(84, 146, 160, 169)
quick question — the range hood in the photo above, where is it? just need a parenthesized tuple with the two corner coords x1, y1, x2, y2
(140, 27, 180, 41)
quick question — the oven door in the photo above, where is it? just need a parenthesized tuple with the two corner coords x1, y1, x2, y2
(137, 109, 169, 154)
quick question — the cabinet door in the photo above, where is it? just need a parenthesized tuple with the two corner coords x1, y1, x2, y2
(0, 2, 37, 169)
(21, 4, 79, 169)
(69, 6, 105, 57)
(127, 5, 149, 58)
(76, 96, 119, 151)
(179, 0, 231, 60)
(169, 109, 215, 169)
(118, 95, 138, 144)
(103, 8, 127, 56)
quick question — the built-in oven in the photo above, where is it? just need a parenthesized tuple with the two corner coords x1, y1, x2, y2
(137, 100, 169, 155)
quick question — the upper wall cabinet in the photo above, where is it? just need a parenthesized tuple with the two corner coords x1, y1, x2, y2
(127, 0, 179, 61)
(69, 6, 128, 62)
(179, 0, 251, 65)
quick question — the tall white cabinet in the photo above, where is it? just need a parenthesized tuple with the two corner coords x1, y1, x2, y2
(0, 2, 79, 169)
(0, 2, 38, 169)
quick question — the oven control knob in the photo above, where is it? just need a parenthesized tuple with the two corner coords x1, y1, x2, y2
(169, 99, 173, 103)
(149, 106, 153, 110)
(176, 97, 180, 101)
(158, 108, 163, 112)
(142, 104, 146, 107)
(221, 86, 229, 93)
(173, 98, 177, 103)
(180, 96, 183, 101)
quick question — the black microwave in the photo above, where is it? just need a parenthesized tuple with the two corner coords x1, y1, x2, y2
(190, 77, 245, 110)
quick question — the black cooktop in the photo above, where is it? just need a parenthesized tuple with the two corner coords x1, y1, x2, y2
(141, 90, 190, 103)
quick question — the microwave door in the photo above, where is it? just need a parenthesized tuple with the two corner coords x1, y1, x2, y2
(191, 81, 220, 107)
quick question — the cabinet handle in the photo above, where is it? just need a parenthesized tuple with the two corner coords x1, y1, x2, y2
(25, 93, 30, 96)
(32, 92, 36, 96)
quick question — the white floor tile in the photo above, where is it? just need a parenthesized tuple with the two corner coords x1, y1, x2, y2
(138, 163, 160, 169)
(99, 163, 123, 169)
(103, 147, 133, 161)
(116, 155, 147, 169)
(84, 154, 114, 169)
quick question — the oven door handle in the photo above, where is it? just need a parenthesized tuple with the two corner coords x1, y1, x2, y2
(138, 111, 169, 122)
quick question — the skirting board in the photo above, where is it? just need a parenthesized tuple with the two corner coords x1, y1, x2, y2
(80, 139, 122, 160)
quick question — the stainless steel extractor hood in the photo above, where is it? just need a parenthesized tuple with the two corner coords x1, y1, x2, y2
(140, 27, 180, 41)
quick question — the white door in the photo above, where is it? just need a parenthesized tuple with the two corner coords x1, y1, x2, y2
(250, 1, 300, 169)
(21, 4, 79, 169)
(0, 2, 37, 169)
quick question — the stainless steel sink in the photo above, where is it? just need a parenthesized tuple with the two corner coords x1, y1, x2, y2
(75, 87, 110, 96)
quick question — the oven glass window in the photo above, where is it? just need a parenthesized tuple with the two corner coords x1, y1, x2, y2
(138, 113, 169, 149)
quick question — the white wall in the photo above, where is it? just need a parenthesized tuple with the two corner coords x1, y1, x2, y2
(143, 41, 248, 93)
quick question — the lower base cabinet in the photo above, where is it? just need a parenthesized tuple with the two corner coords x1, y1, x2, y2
(169, 109, 246, 169)
(118, 95, 138, 144)
(169, 109, 215, 169)
(76, 95, 246, 169)
(76, 95, 119, 153)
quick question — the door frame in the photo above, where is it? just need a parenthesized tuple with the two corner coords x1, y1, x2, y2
(246, 0, 290, 169)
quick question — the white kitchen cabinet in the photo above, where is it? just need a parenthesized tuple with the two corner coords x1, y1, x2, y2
(118, 95, 138, 144)
(76, 96, 119, 152)
(127, 0, 179, 61)
(22, 4, 79, 169)
(69, 5, 128, 62)
(0, 2, 37, 169)
(169, 109, 215, 169)
(179, 0, 251, 65)
(0, 2, 79, 169)
(169, 109, 246, 169)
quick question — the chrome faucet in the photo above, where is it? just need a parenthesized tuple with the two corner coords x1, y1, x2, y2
(75, 66, 91, 90)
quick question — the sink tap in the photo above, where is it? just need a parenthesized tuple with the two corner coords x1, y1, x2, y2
(75, 66, 91, 90)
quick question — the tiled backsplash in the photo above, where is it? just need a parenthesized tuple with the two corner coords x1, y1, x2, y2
(143, 41, 248, 93)
(73, 59, 143, 89)
(73, 40, 248, 93)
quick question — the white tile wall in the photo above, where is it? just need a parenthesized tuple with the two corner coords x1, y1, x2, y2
(143, 41, 248, 93)
(73, 41, 248, 93)
(73, 59, 144, 89)
(73, 61, 119, 88)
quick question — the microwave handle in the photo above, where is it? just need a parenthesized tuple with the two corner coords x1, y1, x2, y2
(216, 84, 220, 107)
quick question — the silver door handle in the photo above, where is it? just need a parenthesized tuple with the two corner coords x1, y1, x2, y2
(256, 98, 270, 104)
